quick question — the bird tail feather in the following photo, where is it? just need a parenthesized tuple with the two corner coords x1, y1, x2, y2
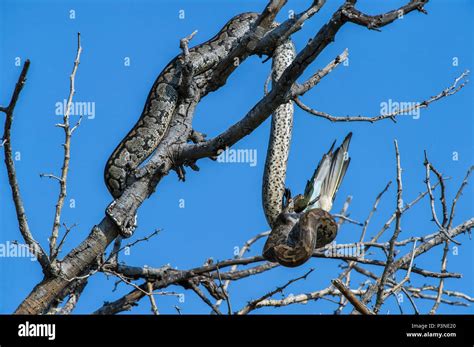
(305, 132, 352, 212)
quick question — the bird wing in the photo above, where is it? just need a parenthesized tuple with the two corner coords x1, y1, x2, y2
(305, 132, 352, 212)
(304, 153, 331, 208)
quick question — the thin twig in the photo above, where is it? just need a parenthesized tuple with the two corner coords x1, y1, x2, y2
(106, 229, 161, 263)
(55, 223, 77, 257)
(373, 140, 403, 313)
(188, 280, 222, 315)
(332, 214, 363, 226)
(180, 30, 198, 56)
(50, 32, 83, 260)
(293, 49, 349, 96)
(336, 195, 352, 228)
(401, 287, 419, 315)
(429, 240, 449, 314)
(236, 269, 314, 315)
(382, 240, 417, 299)
(448, 166, 473, 229)
(337, 182, 391, 303)
(424, 151, 460, 245)
(214, 230, 270, 311)
(295, 71, 469, 123)
(361, 181, 392, 241)
(146, 282, 159, 315)
(216, 265, 232, 315)
(1, 60, 52, 274)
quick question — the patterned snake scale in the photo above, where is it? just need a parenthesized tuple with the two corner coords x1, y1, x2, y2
(262, 40, 352, 267)
(103, 9, 351, 267)
(262, 40, 296, 228)
(104, 13, 259, 198)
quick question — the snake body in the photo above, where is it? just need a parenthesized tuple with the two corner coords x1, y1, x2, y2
(261, 41, 352, 267)
(103, 9, 350, 267)
(104, 12, 259, 198)
(262, 40, 296, 228)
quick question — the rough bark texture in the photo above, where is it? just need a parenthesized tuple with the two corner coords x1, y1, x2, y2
(11, 0, 468, 315)
(15, 219, 117, 314)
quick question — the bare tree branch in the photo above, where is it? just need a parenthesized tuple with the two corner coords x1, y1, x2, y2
(236, 269, 313, 315)
(424, 151, 461, 245)
(215, 266, 232, 314)
(448, 166, 473, 229)
(373, 140, 404, 313)
(295, 71, 469, 123)
(382, 240, 417, 301)
(214, 230, 270, 311)
(146, 281, 159, 315)
(429, 240, 449, 314)
(187, 279, 222, 315)
(361, 181, 392, 242)
(1, 60, 52, 274)
(341, 0, 429, 30)
(293, 48, 349, 96)
(332, 279, 374, 315)
(336, 195, 353, 228)
(12, 0, 473, 316)
(56, 278, 88, 315)
(49, 32, 83, 261)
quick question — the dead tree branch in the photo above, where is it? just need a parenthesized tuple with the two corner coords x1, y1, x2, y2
(213, 231, 271, 312)
(332, 279, 374, 315)
(295, 71, 469, 123)
(1, 60, 52, 275)
(236, 269, 314, 315)
(49, 32, 83, 260)
(373, 140, 404, 314)
(10, 0, 472, 316)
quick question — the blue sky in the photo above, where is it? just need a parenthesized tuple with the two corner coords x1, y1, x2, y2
(0, 0, 472, 314)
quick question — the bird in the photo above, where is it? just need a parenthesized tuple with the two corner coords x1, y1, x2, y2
(294, 132, 352, 249)
(263, 132, 352, 267)
(294, 132, 352, 215)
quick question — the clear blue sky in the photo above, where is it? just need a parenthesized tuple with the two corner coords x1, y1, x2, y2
(0, 0, 472, 314)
